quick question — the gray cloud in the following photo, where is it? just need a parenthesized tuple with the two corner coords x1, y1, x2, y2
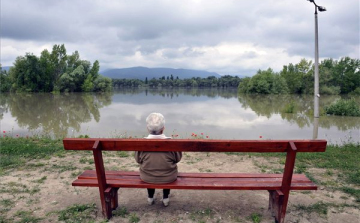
(1, 0, 359, 75)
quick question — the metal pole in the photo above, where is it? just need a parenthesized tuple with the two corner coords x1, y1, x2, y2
(312, 117, 319, 139)
(314, 7, 320, 118)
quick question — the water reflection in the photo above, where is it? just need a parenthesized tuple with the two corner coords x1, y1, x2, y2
(115, 88, 238, 99)
(1, 89, 359, 143)
(238, 94, 360, 131)
(1, 93, 112, 137)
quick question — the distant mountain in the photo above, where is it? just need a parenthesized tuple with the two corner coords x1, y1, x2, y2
(1, 66, 11, 72)
(100, 67, 222, 80)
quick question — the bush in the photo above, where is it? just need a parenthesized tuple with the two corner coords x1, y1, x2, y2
(320, 86, 341, 95)
(325, 98, 360, 116)
(349, 87, 360, 96)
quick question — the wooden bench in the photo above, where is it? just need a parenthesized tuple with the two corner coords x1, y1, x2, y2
(63, 138, 327, 223)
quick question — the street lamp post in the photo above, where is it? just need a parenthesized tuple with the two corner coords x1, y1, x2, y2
(307, 0, 326, 139)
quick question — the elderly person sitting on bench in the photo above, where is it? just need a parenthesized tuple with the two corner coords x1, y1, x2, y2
(135, 112, 182, 206)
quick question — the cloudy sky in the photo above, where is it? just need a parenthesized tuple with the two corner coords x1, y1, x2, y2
(1, 0, 359, 76)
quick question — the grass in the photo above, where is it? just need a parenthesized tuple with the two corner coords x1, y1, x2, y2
(189, 208, 214, 222)
(79, 157, 94, 164)
(112, 208, 141, 223)
(129, 213, 140, 223)
(116, 151, 131, 157)
(0, 182, 40, 195)
(112, 206, 129, 217)
(48, 164, 77, 173)
(57, 203, 97, 223)
(14, 210, 43, 223)
(0, 199, 15, 213)
(341, 187, 360, 203)
(247, 213, 262, 223)
(31, 176, 47, 184)
(293, 201, 358, 219)
(71, 170, 84, 178)
(0, 137, 64, 173)
(0, 199, 15, 207)
(295, 201, 329, 218)
(296, 143, 360, 185)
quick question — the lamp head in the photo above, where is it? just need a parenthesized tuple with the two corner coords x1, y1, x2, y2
(317, 6, 327, 12)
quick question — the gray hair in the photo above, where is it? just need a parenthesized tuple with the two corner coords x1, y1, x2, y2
(146, 113, 165, 135)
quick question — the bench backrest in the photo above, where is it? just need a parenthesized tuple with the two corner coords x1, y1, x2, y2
(63, 138, 327, 153)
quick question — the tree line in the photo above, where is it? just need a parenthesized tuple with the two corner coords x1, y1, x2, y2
(0, 44, 112, 93)
(113, 75, 241, 88)
(238, 57, 360, 95)
(2, 47, 358, 95)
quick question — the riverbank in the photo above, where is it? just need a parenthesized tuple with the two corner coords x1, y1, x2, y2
(1, 137, 359, 222)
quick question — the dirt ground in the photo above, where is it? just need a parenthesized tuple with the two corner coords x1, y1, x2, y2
(1, 152, 359, 223)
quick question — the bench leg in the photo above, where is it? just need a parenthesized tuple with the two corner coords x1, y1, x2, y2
(268, 190, 284, 223)
(111, 188, 119, 210)
(99, 187, 119, 219)
(103, 188, 113, 219)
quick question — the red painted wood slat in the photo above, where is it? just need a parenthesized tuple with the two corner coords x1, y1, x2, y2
(79, 170, 311, 179)
(63, 139, 327, 153)
(72, 178, 317, 190)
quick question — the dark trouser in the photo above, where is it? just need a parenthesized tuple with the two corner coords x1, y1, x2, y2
(147, 188, 170, 199)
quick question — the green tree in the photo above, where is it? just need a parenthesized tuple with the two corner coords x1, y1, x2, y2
(247, 69, 273, 94)
(39, 49, 54, 92)
(82, 75, 94, 92)
(66, 51, 81, 72)
(271, 75, 289, 94)
(238, 77, 251, 93)
(280, 59, 312, 94)
(89, 60, 100, 80)
(65, 65, 86, 92)
(336, 57, 360, 94)
(93, 76, 112, 92)
(6, 44, 110, 93)
(237, 69, 288, 94)
(10, 53, 42, 92)
(0, 65, 11, 92)
(58, 72, 75, 92)
(50, 44, 67, 91)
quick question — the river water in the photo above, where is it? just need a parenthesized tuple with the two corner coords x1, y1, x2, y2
(1, 89, 359, 144)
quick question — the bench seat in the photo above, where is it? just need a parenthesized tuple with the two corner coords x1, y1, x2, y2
(73, 170, 317, 190)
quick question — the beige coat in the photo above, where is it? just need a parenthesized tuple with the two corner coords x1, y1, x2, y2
(135, 134, 182, 184)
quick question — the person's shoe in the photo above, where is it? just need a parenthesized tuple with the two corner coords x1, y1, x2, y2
(147, 198, 154, 205)
(162, 198, 169, 207)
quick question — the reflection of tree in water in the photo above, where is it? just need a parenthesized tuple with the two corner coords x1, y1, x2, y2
(0, 94, 10, 120)
(238, 94, 360, 131)
(114, 88, 238, 99)
(7, 92, 112, 137)
(318, 116, 360, 131)
(238, 94, 305, 118)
